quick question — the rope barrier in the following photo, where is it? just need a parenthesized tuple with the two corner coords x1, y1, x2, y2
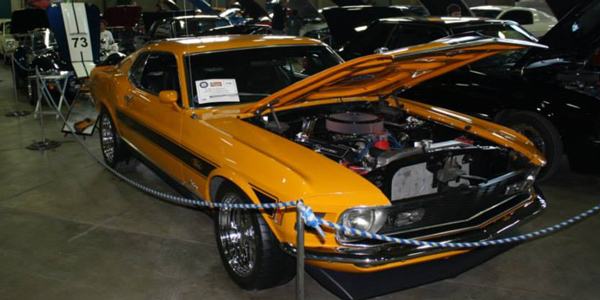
(42, 86, 599, 250)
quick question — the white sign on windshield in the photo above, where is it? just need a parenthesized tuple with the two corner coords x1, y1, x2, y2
(195, 79, 240, 105)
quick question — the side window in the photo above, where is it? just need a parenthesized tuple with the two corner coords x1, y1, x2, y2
(129, 52, 149, 88)
(389, 25, 447, 49)
(501, 10, 534, 25)
(5, 22, 9, 34)
(139, 52, 181, 98)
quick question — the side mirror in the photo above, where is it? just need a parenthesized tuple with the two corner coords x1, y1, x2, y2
(374, 47, 389, 54)
(158, 90, 181, 111)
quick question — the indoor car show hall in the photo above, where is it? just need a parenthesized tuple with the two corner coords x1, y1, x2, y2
(1, 0, 600, 299)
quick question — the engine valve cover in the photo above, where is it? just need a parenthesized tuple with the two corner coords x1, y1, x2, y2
(326, 112, 384, 135)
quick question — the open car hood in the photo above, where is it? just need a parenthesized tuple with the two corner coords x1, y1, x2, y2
(11, 9, 49, 34)
(244, 36, 547, 165)
(103, 6, 142, 28)
(528, 0, 600, 62)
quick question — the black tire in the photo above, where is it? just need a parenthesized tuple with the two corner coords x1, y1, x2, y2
(98, 110, 130, 168)
(214, 184, 295, 290)
(499, 111, 563, 182)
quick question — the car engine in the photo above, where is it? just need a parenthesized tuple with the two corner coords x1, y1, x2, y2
(247, 101, 534, 201)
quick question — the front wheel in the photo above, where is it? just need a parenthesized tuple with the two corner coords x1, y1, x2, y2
(214, 184, 295, 290)
(500, 111, 563, 181)
(98, 111, 129, 168)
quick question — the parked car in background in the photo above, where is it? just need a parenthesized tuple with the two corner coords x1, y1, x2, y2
(471, 6, 557, 37)
(219, 8, 248, 24)
(321, 5, 428, 49)
(0, 19, 18, 63)
(91, 33, 548, 299)
(333, 0, 600, 181)
(10, 9, 73, 104)
(146, 15, 231, 41)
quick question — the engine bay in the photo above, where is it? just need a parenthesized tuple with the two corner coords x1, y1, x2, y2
(246, 100, 533, 201)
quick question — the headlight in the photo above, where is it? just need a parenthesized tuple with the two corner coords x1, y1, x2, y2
(6, 41, 14, 49)
(336, 207, 387, 243)
(505, 167, 539, 196)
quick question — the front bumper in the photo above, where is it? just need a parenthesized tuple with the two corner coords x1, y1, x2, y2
(285, 188, 545, 299)
(282, 187, 545, 269)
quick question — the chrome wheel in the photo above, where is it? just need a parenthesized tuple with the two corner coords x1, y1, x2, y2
(218, 193, 257, 278)
(512, 124, 546, 155)
(100, 114, 116, 164)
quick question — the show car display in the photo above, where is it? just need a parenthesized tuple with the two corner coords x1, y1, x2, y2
(91, 34, 547, 299)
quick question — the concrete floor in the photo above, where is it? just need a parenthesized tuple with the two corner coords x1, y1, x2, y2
(0, 64, 599, 300)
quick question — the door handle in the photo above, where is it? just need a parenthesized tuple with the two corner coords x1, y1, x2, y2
(124, 94, 133, 102)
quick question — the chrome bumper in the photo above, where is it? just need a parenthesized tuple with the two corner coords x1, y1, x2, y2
(282, 188, 546, 268)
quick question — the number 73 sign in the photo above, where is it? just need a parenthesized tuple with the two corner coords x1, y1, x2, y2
(61, 3, 95, 78)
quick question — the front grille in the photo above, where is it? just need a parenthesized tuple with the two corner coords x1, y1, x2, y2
(378, 170, 530, 239)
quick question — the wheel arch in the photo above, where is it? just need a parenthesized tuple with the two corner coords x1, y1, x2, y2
(206, 169, 287, 242)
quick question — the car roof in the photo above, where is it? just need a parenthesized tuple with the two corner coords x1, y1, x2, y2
(144, 35, 324, 54)
(378, 16, 514, 28)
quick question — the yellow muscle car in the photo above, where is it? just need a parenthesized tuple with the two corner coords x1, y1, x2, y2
(91, 35, 547, 298)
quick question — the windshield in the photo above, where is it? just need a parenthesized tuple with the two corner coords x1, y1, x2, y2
(452, 23, 536, 69)
(185, 45, 342, 107)
(173, 18, 231, 37)
(471, 9, 501, 19)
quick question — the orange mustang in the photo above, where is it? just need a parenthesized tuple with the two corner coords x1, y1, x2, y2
(91, 35, 547, 299)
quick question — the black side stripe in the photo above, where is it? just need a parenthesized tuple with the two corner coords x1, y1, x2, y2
(116, 110, 217, 177)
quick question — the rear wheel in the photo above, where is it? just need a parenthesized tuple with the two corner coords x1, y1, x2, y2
(99, 111, 129, 168)
(500, 111, 563, 181)
(214, 184, 295, 290)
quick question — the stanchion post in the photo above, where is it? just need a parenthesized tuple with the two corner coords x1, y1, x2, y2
(36, 69, 46, 144)
(296, 203, 305, 300)
(11, 54, 18, 106)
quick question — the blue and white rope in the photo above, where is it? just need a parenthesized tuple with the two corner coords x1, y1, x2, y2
(47, 92, 599, 249)
(297, 203, 600, 248)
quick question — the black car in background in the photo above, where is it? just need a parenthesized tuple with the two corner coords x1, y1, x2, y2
(321, 5, 427, 49)
(10, 9, 71, 104)
(329, 0, 600, 180)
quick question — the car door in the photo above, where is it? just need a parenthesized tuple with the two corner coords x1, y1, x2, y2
(119, 51, 185, 181)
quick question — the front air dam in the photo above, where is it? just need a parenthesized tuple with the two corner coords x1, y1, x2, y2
(307, 234, 516, 300)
